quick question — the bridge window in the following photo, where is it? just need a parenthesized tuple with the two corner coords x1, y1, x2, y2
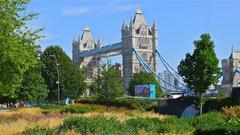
(139, 25, 147, 36)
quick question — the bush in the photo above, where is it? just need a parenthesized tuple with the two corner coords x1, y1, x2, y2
(59, 117, 135, 135)
(22, 126, 57, 135)
(61, 104, 96, 114)
(126, 118, 163, 133)
(191, 112, 225, 130)
(21, 111, 240, 135)
(224, 118, 240, 127)
(36, 104, 59, 110)
(77, 97, 154, 111)
(222, 105, 240, 119)
(203, 98, 240, 112)
(194, 125, 240, 135)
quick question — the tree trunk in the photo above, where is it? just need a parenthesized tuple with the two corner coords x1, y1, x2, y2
(199, 94, 203, 115)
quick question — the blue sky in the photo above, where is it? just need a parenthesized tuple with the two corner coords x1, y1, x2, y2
(28, 0, 240, 71)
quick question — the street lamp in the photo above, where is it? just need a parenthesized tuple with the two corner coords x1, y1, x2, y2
(50, 54, 60, 109)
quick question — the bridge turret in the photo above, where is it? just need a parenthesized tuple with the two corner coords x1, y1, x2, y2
(96, 37, 101, 48)
(129, 18, 135, 35)
(152, 20, 158, 71)
(152, 20, 157, 30)
(122, 8, 158, 90)
(121, 20, 126, 31)
(72, 36, 80, 64)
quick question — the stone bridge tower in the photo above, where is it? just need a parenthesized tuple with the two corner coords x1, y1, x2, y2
(221, 50, 240, 95)
(72, 27, 100, 84)
(121, 8, 158, 90)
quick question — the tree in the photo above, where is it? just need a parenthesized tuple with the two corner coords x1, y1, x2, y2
(17, 66, 48, 103)
(178, 33, 220, 115)
(90, 63, 125, 100)
(41, 45, 87, 101)
(128, 71, 163, 98)
(0, 0, 42, 103)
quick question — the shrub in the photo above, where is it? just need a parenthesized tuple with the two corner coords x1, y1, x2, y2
(77, 97, 155, 111)
(224, 118, 240, 127)
(191, 112, 225, 130)
(59, 117, 135, 135)
(61, 104, 96, 114)
(203, 98, 240, 112)
(222, 105, 240, 119)
(36, 104, 59, 110)
(163, 116, 195, 134)
(22, 126, 57, 135)
(194, 125, 240, 135)
(20, 112, 240, 135)
(126, 118, 162, 133)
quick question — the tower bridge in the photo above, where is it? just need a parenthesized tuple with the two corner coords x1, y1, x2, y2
(72, 8, 158, 89)
(72, 8, 240, 95)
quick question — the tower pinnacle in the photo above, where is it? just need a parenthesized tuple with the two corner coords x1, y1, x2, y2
(121, 19, 126, 30)
(136, 8, 143, 14)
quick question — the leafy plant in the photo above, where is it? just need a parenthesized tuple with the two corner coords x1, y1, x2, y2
(222, 105, 240, 119)
(59, 117, 135, 135)
(77, 97, 153, 111)
(61, 104, 96, 114)
(22, 126, 57, 135)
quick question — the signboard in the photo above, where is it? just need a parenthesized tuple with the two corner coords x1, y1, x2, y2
(134, 84, 156, 98)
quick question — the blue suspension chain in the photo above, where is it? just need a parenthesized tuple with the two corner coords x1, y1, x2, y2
(133, 48, 187, 91)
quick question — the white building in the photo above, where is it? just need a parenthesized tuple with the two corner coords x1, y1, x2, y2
(159, 70, 180, 94)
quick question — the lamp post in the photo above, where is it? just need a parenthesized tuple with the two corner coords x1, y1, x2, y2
(50, 54, 60, 109)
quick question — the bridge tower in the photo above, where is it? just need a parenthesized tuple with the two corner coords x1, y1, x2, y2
(121, 8, 158, 90)
(72, 27, 100, 84)
(221, 50, 240, 96)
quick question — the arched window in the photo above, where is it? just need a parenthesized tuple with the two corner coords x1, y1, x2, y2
(139, 25, 147, 36)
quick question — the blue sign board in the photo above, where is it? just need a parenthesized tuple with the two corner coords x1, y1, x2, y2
(135, 84, 156, 98)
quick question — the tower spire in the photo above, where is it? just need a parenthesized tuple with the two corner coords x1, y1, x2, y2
(96, 36, 101, 48)
(121, 19, 126, 30)
(129, 18, 134, 29)
(152, 19, 157, 29)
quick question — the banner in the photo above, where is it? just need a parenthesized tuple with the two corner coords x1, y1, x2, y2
(135, 84, 156, 98)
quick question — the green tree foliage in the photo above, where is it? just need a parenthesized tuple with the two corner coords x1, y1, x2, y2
(128, 71, 163, 98)
(0, 0, 42, 103)
(17, 66, 48, 103)
(90, 63, 125, 100)
(41, 45, 87, 101)
(178, 33, 220, 115)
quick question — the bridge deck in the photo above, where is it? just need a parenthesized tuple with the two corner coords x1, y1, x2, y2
(79, 42, 122, 58)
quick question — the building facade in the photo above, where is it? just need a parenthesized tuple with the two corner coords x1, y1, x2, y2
(159, 70, 180, 94)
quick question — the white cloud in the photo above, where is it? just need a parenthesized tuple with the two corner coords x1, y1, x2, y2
(62, 7, 91, 15)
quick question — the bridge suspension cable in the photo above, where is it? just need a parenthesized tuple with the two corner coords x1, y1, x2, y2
(132, 48, 188, 92)
(155, 49, 187, 88)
